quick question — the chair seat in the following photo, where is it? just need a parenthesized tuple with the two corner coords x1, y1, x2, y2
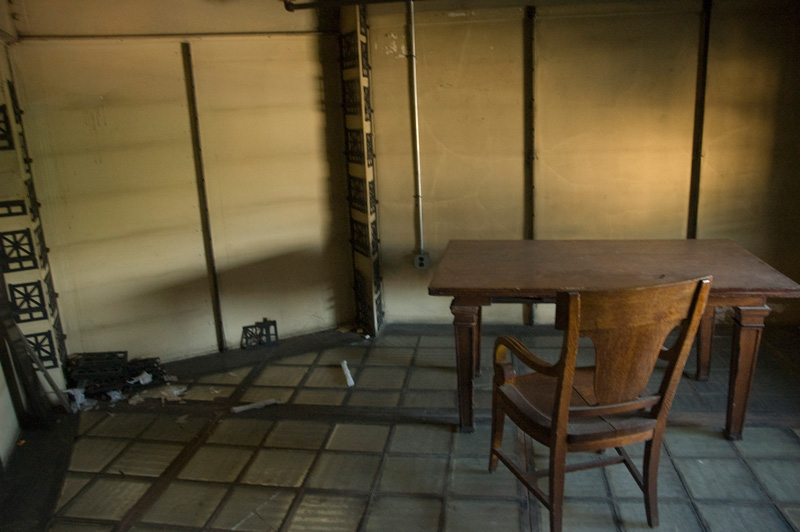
(498, 369, 657, 449)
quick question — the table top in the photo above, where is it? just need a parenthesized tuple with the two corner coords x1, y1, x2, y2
(428, 239, 800, 301)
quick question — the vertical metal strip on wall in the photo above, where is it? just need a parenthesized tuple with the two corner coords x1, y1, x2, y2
(687, 0, 712, 239)
(181, 42, 226, 352)
(341, 5, 384, 336)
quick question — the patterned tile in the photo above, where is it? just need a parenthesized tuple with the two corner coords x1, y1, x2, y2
(140, 480, 227, 526)
(61, 478, 151, 520)
(286, 494, 366, 532)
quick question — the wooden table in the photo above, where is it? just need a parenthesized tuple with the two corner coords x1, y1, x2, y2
(428, 239, 800, 439)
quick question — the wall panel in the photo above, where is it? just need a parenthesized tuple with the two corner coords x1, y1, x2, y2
(370, 6, 526, 323)
(12, 40, 218, 361)
(698, 1, 800, 320)
(191, 35, 353, 348)
(534, 6, 699, 239)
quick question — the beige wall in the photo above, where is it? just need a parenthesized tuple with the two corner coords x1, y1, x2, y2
(534, 3, 699, 239)
(12, 40, 220, 359)
(2, 0, 798, 368)
(698, 1, 800, 320)
(191, 35, 353, 348)
(370, 6, 527, 324)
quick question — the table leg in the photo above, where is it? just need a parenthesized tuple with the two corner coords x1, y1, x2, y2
(694, 306, 716, 381)
(451, 301, 481, 433)
(724, 305, 770, 440)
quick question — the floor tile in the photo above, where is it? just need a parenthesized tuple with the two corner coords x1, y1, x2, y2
(363, 347, 414, 366)
(454, 421, 518, 458)
(107, 442, 183, 477)
(140, 480, 227, 526)
(402, 390, 457, 408)
(277, 352, 319, 365)
(606, 459, 688, 499)
(365, 496, 441, 532)
(450, 457, 519, 497)
(373, 335, 418, 347)
(286, 494, 366, 532)
(748, 459, 800, 502)
(196, 366, 252, 385)
(48, 522, 114, 532)
(346, 390, 401, 407)
(418, 335, 455, 348)
(263, 420, 330, 449)
(68, 438, 128, 473)
(414, 348, 457, 368)
(389, 424, 452, 454)
(241, 449, 316, 487)
(206, 418, 273, 446)
(239, 386, 294, 404)
(664, 426, 739, 458)
(86, 413, 156, 439)
(733, 427, 800, 457)
(317, 346, 366, 366)
(696, 502, 795, 532)
(326, 423, 390, 453)
(408, 367, 457, 390)
(139, 416, 207, 443)
(673, 458, 768, 501)
(617, 500, 703, 531)
(784, 507, 800, 530)
(304, 366, 356, 388)
(181, 384, 236, 401)
(379, 455, 448, 494)
(210, 486, 295, 531)
(253, 365, 308, 387)
(555, 467, 608, 498)
(539, 500, 616, 532)
(292, 389, 347, 405)
(354, 367, 408, 389)
(305, 452, 381, 491)
(61, 478, 151, 520)
(445, 499, 522, 532)
(129, 526, 184, 532)
(76, 411, 106, 435)
(55, 474, 92, 511)
(178, 445, 253, 482)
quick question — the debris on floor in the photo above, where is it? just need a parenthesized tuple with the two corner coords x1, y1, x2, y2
(64, 351, 170, 409)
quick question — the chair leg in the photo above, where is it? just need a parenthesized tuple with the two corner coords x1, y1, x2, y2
(549, 445, 566, 532)
(489, 397, 504, 472)
(643, 438, 661, 528)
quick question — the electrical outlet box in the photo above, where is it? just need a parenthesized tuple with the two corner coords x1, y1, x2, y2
(414, 253, 430, 269)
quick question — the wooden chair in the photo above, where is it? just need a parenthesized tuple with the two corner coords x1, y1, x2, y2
(489, 277, 712, 532)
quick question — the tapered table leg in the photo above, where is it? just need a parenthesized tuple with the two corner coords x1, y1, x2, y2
(451, 300, 482, 433)
(724, 305, 770, 440)
(694, 306, 716, 381)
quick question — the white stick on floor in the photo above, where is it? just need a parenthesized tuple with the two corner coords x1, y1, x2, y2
(230, 398, 282, 413)
(341, 360, 355, 387)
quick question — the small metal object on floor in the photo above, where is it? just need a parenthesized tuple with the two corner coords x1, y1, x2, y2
(241, 318, 279, 349)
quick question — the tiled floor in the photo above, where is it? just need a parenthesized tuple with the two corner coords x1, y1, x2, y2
(30, 325, 800, 531)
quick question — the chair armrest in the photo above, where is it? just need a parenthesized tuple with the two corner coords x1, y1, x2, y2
(494, 335, 559, 377)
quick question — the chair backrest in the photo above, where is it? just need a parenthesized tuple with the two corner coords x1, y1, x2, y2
(554, 277, 712, 409)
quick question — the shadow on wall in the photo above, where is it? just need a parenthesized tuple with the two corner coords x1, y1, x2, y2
(765, 8, 800, 324)
(216, 246, 355, 332)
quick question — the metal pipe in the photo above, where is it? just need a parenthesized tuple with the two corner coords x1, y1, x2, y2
(407, 0, 426, 260)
